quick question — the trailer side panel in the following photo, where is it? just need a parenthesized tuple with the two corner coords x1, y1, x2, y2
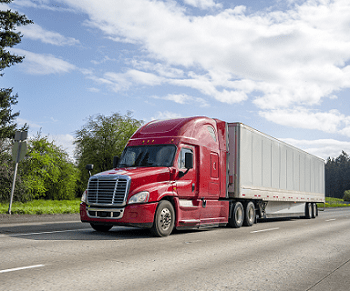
(228, 123, 325, 203)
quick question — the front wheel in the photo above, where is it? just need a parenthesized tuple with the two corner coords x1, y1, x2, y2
(151, 200, 175, 237)
(90, 223, 113, 232)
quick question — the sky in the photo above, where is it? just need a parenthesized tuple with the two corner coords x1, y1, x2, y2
(2, 0, 350, 161)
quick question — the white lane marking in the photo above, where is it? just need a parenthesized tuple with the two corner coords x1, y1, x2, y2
(0, 228, 90, 238)
(325, 219, 336, 222)
(250, 227, 280, 234)
(0, 264, 44, 274)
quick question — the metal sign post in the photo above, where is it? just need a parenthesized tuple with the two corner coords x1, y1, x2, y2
(8, 131, 27, 214)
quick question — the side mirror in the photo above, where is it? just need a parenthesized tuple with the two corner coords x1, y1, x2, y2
(179, 153, 193, 178)
(113, 156, 120, 168)
(86, 164, 94, 177)
(185, 152, 193, 169)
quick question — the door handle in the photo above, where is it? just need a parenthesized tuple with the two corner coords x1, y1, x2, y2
(192, 183, 195, 192)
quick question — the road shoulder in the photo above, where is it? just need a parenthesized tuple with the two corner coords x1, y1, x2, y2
(0, 213, 80, 225)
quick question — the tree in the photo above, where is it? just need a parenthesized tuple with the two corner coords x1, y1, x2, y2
(343, 190, 350, 202)
(0, 0, 32, 139)
(0, 140, 27, 202)
(22, 133, 80, 200)
(74, 112, 143, 190)
(325, 151, 350, 198)
(0, 1, 32, 202)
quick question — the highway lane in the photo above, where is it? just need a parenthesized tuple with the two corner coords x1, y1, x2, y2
(0, 208, 350, 291)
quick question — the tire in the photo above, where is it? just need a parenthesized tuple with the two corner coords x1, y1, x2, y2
(312, 203, 317, 218)
(305, 203, 312, 219)
(151, 200, 175, 237)
(227, 202, 244, 228)
(243, 201, 255, 226)
(90, 223, 113, 232)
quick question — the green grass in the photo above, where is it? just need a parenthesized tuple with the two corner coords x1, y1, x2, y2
(0, 199, 81, 215)
(317, 197, 350, 208)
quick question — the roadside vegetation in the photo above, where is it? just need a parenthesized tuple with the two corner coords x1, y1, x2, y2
(321, 197, 350, 208)
(0, 199, 80, 215)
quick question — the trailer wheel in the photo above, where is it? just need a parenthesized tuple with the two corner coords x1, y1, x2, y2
(312, 203, 317, 218)
(90, 223, 113, 232)
(315, 203, 319, 217)
(151, 200, 174, 237)
(243, 201, 255, 226)
(228, 202, 244, 228)
(305, 203, 312, 219)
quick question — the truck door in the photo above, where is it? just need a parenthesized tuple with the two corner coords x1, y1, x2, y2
(176, 146, 197, 198)
(175, 146, 200, 224)
(199, 149, 225, 225)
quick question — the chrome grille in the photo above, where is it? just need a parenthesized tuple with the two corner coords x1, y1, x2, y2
(87, 175, 130, 206)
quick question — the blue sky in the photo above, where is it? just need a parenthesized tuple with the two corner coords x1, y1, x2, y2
(2, 0, 350, 160)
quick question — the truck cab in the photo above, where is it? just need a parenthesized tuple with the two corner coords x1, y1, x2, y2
(80, 116, 230, 236)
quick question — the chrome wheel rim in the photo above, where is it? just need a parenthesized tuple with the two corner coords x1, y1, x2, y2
(160, 208, 172, 230)
(248, 207, 254, 222)
(236, 207, 243, 224)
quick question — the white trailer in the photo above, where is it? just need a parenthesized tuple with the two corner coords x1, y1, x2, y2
(227, 123, 325, 219)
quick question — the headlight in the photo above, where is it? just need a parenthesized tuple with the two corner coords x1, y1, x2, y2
(81, 190, 87, 203)
(128, 191, 149, 204)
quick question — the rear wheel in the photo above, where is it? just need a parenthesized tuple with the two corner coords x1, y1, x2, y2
(312, 203, 317, 218)
(243, 201, 255, 226)
(305, 203, 312, 219)
(227, 202, 244, 228)
(90, 223, 113, 232)
(151, 200, 175, 237)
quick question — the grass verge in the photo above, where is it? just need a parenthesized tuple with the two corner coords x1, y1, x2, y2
(0, 199, 80, 215)
(317, 197, 350, 208)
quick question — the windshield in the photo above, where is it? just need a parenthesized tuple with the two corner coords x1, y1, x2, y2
(119, 145, 176, 167)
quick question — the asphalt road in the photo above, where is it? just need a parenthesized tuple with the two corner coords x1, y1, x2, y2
(0, 208, 350, 291)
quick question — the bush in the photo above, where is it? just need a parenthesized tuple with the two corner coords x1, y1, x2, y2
(22, 133, 80, 200)
(343, 190, 350, 202)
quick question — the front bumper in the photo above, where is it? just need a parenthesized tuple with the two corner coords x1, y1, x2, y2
(80, 202, 157, 228)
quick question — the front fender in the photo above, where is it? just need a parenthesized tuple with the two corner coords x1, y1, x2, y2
(129, 182, 177, 203)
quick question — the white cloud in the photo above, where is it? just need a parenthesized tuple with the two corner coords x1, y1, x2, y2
(12, 0, 75, 12)
(11, 48, 76, 75)
(16, 117, 41, 129)
(279, 138, 350, 160)
(20, 24, 80, 46)
(130, 60, 184, 78)
(126, 69, 164, 86)
(91, 56, 117, 65)
(339, 126, 350, 137)
(183, 0, 222, 10)
(153, 93, 209, 107)
(151, 111, 183, 120)
(49, 134, 75, 161)
(259, 108, 350, 135)
(87, 87, 100, 93)
(59, 0, 350, 109)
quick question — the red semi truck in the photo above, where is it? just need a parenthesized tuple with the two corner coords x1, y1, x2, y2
(80, 116, 325, 236)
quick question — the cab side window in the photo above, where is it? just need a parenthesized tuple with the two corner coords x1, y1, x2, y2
(178, 148, 193, 169)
